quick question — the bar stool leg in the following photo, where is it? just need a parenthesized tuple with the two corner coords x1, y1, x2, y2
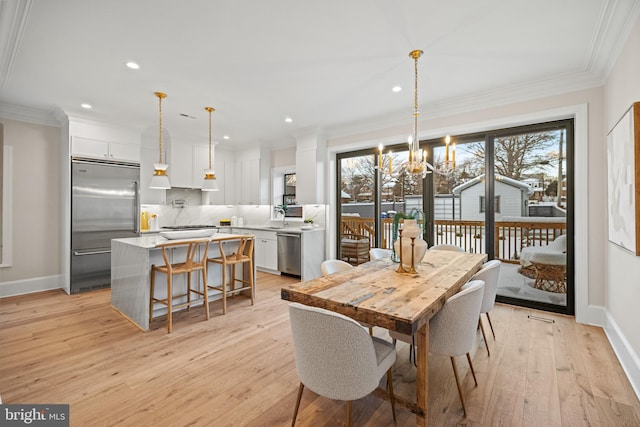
(231, 264, 236, 297)
(249, 258, 255, 305)
(167, 273, 173, 334)
(202, 265, 210, 320)
(149, 266, 156, 325)
(186, 272, 192, 312)
(221, 264, 227, 315)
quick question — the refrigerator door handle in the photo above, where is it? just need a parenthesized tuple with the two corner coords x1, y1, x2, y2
(134, 180, 140, 234)
(73, 249, 111, 256)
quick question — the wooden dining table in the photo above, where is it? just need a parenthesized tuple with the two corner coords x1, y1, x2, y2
(281, 249, 487, 426)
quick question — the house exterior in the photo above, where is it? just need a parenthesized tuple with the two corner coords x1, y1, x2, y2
(452, 174, 532, 221)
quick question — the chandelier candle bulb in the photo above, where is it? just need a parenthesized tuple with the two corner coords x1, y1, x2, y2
(445, 135, 450, 162)
(452, 144, 456, 168)
(378, 143, 383, 169)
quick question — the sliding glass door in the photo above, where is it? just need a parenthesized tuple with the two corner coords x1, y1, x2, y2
(490, 122, 573, 313)
(335, 119, 573, 315)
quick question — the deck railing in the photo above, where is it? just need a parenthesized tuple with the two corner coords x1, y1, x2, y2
(340, 216, 566, 263)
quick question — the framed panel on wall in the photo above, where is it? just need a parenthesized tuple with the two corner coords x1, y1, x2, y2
(607, 101, 640, 255)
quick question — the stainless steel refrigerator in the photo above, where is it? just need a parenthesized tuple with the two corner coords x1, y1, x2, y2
(71, 159, 140, 293)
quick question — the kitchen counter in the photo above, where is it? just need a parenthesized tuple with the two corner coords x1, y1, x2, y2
(230, 226, 325, 280)
(111, 232, 250, 331)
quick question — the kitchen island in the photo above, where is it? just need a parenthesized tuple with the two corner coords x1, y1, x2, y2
(111, 232, 250, 331)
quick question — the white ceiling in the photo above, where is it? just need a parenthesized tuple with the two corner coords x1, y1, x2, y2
(0, 0, 638, 150)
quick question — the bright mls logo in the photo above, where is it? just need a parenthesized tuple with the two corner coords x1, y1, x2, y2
(1, 405, 69, 426)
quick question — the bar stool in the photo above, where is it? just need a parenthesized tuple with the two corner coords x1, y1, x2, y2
(149, 239, 210, 333)
(207, 235, 255, 314)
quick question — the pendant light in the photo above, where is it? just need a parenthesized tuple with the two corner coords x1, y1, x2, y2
(149, 91, 171, 189)
(201, 106, 220, 191)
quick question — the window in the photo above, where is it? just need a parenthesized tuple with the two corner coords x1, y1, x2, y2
(479, 195, 500, 213)
(283, 173, 296, 205)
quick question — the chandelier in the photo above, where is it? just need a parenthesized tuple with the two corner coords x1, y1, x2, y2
(149, 92, 171, 189)
(201, 106, 220, 191)
(403, 50, 455, 178)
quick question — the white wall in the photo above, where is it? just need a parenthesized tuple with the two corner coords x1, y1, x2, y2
(0, 119, 61, 292)
(604, 14, 640, 396)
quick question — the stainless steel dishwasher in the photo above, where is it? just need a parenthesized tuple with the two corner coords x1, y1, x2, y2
(277, 232, 301, 276)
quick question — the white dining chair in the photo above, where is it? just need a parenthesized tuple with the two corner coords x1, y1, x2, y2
(288, 302, 396, 427)
(321, 259, 353, 276)
(320, 259, 375, 335)
(369, 248, 392, 260)
(390, 280, 485, 417)
(471, 260, 501, 356)
(430, 244, 465, 252)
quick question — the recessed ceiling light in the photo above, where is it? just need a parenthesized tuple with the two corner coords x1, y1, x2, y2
(126, 61, 140, 70)
(392, 86, 402, 93)
(285, 117, 293, 123)
(223, 135, 230, 140)
(81, 103, 92, 109)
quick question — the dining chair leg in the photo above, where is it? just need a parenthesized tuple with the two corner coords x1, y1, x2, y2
(478, 317, 490, 356)
(486, 312, 496, 339)
(450, 356, 466, 417)
(466, 352, 478, 386)
(411, 336, 417, 367)
(386, 369, 396, 422)
(291, 382, 304, 427)
(346, 400, 352, 427)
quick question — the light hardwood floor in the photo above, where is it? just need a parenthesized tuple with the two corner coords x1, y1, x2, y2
(1, 272, 639, 426)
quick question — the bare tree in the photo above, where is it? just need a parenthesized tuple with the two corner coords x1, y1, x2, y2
(462, 131, 558, 180)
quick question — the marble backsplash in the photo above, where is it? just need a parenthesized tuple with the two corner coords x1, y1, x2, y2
(141, 188, 326, 229)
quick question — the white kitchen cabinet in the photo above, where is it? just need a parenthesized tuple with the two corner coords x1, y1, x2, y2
(169, 143, 194, 188)
(295, 133, 326, 204)
(72, 136, 140, 162)
(236, 148, 271, 205)
(255, 237, 278, 271)
(170, 143, 224, 193)
(232, 228, 278, 272)
(240, 158, 260, 204)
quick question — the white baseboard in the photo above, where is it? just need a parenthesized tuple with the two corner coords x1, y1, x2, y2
(603, 310, 640, 401)
(0, 275, 62, 298)
(580, 303, 606, 327)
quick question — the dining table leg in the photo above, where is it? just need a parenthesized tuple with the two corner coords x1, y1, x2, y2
(416, 321, 429, 426)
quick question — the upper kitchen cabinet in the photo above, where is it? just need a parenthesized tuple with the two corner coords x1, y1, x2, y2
(71, 136, 140, 163)
(295, 132, 326, 204)
(169, 142, 196, 188)
(169, 143, 229, 198)
(236, 147, 271, 205)
(68, 119, 141, 163)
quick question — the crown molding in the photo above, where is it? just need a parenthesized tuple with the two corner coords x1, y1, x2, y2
(0, 101, 61, 127)
(598, 0, 640, 80)
(0, 0, 32, 88)
(326, 69, 603, 141)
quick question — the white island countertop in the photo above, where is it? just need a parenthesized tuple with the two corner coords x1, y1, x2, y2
(113, 232, 246, 249)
